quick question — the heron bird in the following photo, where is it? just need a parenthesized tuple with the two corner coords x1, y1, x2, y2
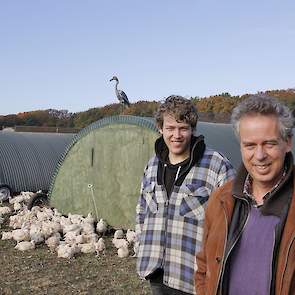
(110, 76, 131, 108)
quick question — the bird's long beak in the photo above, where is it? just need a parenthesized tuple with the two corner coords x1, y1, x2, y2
(109, 78, 114, 82)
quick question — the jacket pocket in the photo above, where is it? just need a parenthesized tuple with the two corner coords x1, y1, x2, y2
(143, 182, 157, 214)
(179, 186, 209, 219)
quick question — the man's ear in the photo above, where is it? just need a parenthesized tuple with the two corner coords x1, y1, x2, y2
(286, 136, 293, 152)
(157, 124, 163, 135)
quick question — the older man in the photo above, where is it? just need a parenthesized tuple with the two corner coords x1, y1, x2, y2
(195, 95, 295, 295)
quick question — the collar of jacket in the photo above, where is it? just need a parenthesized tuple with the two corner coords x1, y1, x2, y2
(154, 135, 206, 186)
(231, 152, 294, 216)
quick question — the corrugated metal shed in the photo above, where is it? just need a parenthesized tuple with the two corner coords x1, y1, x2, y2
(0, 131, 74, 193)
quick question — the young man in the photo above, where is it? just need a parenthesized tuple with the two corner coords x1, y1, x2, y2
(136, 95, 235, 295)
(195, 95, 295, 294)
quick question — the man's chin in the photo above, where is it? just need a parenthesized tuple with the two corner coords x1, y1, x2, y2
(171, 149, 185, 155)
(252, 174, 278, 187)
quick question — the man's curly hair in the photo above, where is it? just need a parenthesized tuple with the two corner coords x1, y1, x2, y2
(154, 95, 198, 129)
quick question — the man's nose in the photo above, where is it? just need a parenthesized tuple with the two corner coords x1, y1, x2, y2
(255, 146, 267, 160)
(173, 128, 181, 137)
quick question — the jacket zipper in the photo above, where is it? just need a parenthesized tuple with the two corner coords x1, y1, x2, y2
(268, 230, 276, 294)
(217, 196, 250, 295)
(279, 233, 295, 294)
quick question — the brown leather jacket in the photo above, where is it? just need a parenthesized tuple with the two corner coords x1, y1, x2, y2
(195, 168, 295, 295)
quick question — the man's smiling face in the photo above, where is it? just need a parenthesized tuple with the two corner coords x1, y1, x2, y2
(239, 114, 292, 192)
(160, 114, 193, 164)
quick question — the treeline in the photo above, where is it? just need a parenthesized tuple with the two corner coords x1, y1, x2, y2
(1, 89, 294, 129)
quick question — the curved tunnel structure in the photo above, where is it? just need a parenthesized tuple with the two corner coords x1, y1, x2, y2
(0, 131, 74, 194)
(3, 117, 294, 228)
(49, 116, 158, 229)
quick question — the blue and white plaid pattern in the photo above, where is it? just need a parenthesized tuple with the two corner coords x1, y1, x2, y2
(136, 147, 235, 294)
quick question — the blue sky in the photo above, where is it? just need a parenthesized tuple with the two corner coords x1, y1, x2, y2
(0, 0, 294, 115)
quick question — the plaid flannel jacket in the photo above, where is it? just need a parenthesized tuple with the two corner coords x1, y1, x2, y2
(136, 147, 235, 294)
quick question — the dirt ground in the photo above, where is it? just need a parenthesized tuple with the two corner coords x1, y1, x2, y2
(0, 214, 151, 295)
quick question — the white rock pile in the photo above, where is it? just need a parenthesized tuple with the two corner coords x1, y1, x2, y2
(0, 191, 138, 259)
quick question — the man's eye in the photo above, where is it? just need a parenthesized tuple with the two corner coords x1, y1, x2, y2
(244, 144, 255, 149)
(265, 142, 277, 148)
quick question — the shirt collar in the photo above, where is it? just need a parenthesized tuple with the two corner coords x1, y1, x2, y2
(243, 167, 287, 207)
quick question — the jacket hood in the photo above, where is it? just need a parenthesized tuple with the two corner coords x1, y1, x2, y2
(155, 134, 206, 165)
(154, 135, 206, 186)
